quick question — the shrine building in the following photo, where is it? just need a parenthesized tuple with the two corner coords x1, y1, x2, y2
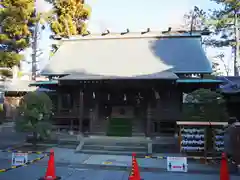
(31, 30, 222, 137)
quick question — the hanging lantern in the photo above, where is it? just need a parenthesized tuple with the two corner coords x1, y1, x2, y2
(124, 94, 127, 101)
(92, 92, 95, 99)
(138, 92, 143, 99)
(154, 90, 160, 100)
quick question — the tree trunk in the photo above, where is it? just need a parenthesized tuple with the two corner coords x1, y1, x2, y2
(32, 131, 38, 148)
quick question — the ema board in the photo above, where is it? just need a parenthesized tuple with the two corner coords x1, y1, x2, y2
(167, 157, 187, 172)
(12, 153, 28, 166)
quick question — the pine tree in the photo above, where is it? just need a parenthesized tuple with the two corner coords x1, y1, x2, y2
(49, 0, 91, 37)
(16, 91, 53, 147)
(182, 2, 239, 76)
(0, 0, 36, 68)
(207, 0, 240, 75)
(207, 0, 239, 47)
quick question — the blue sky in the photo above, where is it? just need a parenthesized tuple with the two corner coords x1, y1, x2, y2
(22, 0, 232, 75)
(86, 0, 219, 32)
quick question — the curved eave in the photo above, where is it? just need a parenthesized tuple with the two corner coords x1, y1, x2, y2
(177, 79, 223, 84)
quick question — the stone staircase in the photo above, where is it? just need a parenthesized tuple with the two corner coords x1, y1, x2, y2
(132, 118, 145, 136)
(152, 136, 179, 153)
(76, 136, 151, 155)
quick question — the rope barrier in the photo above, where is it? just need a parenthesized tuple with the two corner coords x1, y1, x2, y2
(0, 149, 49, 173)
(139, 155, 236, 165)
(140, 155, 220, 160)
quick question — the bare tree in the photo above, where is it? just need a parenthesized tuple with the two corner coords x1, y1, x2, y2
(181, 6, 208, 31)
(212, 53, 231, 76)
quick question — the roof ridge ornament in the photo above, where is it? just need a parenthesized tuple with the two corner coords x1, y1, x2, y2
(141, 28, 150, 34)
(162, 27, 172, 34)
(121, 28, 130, 35)
(82, 30, 91, 37)
(101, 29, 110, 36)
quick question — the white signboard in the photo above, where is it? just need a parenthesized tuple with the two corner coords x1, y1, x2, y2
(12, 153, 28, 166)
(167, 157, 187, 172)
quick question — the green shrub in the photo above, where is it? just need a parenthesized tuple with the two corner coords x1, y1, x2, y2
(15, 92, 53, 146)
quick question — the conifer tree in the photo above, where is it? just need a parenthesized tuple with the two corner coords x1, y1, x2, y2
(49, 0, 91, 37)
(0, 0, 36, 68)
(208, 0, 240, 75)
(207, 0, 239, 47)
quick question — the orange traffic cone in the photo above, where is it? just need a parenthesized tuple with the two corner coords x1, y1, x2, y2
(39, 149, 61, 180)
(129, 153, 141, 180)
(220, 153, 230, 180)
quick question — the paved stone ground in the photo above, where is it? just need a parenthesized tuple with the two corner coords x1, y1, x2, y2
(40, 148, 222, 173)
(0, 161, 240, 180)
(0, 123, 27, 149)
(81, 154, 219, 172)
(0, 129, 239, 180)
(0, 147, 239, 180)
(0, 148, 240, 180)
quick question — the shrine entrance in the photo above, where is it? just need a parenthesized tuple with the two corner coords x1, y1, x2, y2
(107, 106, 135, 136)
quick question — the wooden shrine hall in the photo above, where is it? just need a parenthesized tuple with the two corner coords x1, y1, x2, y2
(32, 30, 222, 137)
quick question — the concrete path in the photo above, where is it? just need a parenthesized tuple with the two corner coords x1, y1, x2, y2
(40, 147, 224, 174)
(0, 122, 27, 149)
(1, 146, 239, 178)
(0, 147, 239, 180)
(0, 162, 239, 180)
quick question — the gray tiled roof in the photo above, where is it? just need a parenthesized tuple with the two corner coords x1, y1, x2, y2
(41, 32, 212, 78)
(4, 80, 36, 92)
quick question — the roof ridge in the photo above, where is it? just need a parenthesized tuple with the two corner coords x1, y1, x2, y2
(56, 30, 202, 41)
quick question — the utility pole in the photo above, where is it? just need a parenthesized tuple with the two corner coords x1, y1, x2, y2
(32, 22, 39, 81)
(31, 0, 39, 81)
(234, 11, 239, 76)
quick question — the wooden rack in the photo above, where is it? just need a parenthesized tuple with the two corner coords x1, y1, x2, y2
(176, 121, 228, 156)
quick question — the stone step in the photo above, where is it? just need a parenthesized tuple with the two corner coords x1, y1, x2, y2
(82, 144, 147, 152)
(153, 136, 178, 144)
(132, 132, 145, 136)
(86, 132, 106, 136)
(132, 128, 143, 133)
(92, 125, 106, 128)
(77, 136, 150, 154)
(83, 141, 148, 147)
(85, 136, 151, 143)
(152, 144, 179, 153)
(78, 149, 147, 155)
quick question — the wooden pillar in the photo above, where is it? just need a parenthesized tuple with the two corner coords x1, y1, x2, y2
(78, 89, 84, 132)
(89, 109, 94, 133)
(57, 92, 61, 113)
(72, 90, 77, 113)
(89, 102, 99, 133)
(146, 102, 152, 137)
(180, 91, 183, 114)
